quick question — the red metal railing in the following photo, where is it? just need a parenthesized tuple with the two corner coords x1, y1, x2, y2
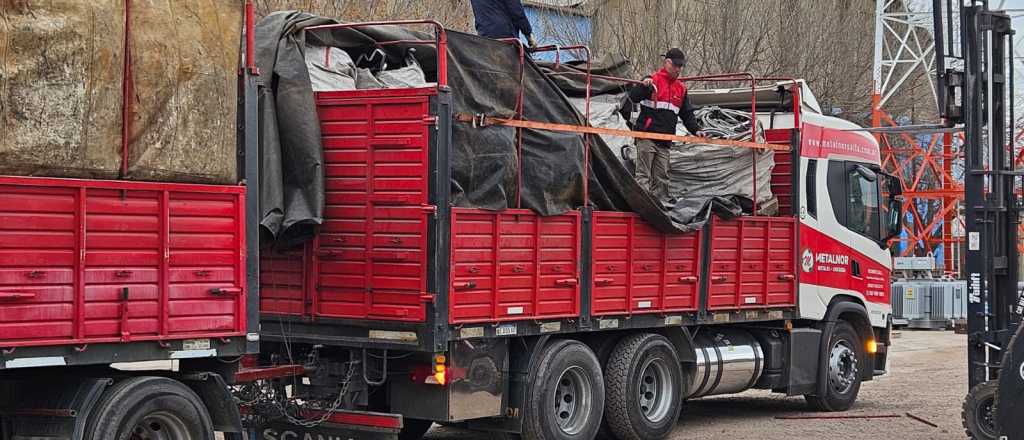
(541, 66, 804, 216)
(304, 20, 449, 88)
(534, 45, 593, 209)
(245, 0, 257, 74)
(497, 41, 594, 209)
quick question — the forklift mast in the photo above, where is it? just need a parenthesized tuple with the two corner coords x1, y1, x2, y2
(934, 1, 1023, 438)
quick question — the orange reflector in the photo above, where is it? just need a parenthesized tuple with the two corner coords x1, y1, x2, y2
(867, 339, 878, 354)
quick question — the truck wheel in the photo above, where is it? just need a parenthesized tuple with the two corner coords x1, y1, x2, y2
(962, 381, 999, 440)
(522, 339, 605, 440)
(84, 376, 214, 440)
(399, 418, 434, 440)
(806, 321, 863, 412)
(603, 333, 683, 440)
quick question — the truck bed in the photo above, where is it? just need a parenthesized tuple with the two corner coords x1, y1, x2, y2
(258, 87, 800, 350)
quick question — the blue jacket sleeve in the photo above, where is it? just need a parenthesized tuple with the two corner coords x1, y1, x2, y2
(504, 0, 534, 38)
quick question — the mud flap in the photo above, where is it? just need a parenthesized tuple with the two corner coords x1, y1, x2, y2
(997, 324, 1024, 440)
(786, 327, 822, 396)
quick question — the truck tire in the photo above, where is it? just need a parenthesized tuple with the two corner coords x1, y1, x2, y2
(805, 321, 863, 411)
(603, 333, 684, 440)
(962, 381, 999, 440)
(84, 376, 215, 440)
(522, 339, 605, 440)
(399, 418, 434, 440)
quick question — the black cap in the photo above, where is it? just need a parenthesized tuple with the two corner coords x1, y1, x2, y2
(664, 48, 686, 67)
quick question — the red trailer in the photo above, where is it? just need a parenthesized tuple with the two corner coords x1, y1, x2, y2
(250, 22, 902, 440)
(0, 3, 263, 439)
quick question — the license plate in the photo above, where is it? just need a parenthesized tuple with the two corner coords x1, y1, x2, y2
(182, 339, 211, 351)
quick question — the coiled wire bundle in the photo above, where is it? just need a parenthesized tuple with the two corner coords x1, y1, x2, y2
(690, 107, 765, 143)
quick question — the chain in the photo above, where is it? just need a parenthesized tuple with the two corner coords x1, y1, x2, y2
(234, 360, 358, 429)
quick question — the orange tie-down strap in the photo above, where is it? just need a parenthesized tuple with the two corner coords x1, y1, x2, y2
(454, 113, 791, 152)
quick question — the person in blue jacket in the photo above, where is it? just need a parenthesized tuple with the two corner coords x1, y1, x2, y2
(470, 0, 538, 47)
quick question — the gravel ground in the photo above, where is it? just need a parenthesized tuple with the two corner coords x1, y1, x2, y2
(427, 330, 970, 440)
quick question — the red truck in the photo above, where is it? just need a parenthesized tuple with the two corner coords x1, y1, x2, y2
(251, 21, 903, 440)
(0, 17, 900, 440)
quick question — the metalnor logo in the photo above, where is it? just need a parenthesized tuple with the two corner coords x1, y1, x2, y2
(801, 249, 814, 272)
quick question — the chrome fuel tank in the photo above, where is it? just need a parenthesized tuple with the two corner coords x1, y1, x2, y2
(687, 329, 765, 398)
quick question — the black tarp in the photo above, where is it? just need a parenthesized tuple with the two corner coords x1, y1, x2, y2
(255, 12, 332, 245)
(256, 14, 720, 241)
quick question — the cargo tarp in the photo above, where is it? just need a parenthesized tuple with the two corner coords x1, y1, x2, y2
(256, 13, 723, 237)
(0, 1, 125, 179)
(0, 1, 242, 184)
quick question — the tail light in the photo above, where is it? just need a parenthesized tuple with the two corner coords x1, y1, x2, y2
(410, 353, 450, 386)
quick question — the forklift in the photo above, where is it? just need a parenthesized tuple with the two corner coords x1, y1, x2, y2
(930, 1, 1024, 438)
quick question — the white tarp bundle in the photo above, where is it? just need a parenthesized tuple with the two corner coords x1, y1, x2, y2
(304, 45, 429, 91)
(668, 107, 776, 219)
(570, 95, 776, 221)
(305, 44, 358, 91)
(569, 94, 633, 163)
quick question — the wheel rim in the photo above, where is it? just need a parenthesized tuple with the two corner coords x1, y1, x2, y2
(637, 356, 674, 423)
(552, 366, 592, 435)
(828, 339, 859, 395)
(130, 411, 193, 440)
(974, 394, 999, 438)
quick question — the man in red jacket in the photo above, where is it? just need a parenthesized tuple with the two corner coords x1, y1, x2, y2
(619, 48, 702, 207)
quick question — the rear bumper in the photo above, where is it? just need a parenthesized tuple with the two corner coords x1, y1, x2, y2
(251, 409, 403, 440)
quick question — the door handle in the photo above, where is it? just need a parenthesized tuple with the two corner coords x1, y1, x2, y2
(0, 292, 35, 301)
(710, 275, 727, 284)
(556, 278, 579, 287)
(594, 278, 614, 286)
(453, 281, 477, 290)
(678, 276, 698, 284)
(210, 287, 242, 296)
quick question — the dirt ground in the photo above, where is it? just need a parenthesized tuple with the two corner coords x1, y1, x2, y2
(426, 330, 970, 440)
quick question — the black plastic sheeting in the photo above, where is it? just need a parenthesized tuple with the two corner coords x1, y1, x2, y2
(257, 14, 725, 242)
(255, 12, 332, 246)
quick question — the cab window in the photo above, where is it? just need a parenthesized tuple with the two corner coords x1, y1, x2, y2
(846, 167, 880, 240)
(828, 161, 884, 242)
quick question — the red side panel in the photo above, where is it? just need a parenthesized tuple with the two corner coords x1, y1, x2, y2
(167, 192, 246, 335)
(450, 208, 581, 324)
(591, 212, 701, 316)
(259, 246, 308, 317)
(315, 90, 432, 323)
(0, 177, 245, 348)
(0, 185, 77, 343)
(258, 89, 436, 323)
(766, 128, 793, 216)
(706, 216, 796, 310)
(83, 189, 161, 339)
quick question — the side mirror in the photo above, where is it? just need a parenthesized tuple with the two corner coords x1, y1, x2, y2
(880, 173, 903, 246)
(855, 165, 877, 182)
(885, 197, 903, 241)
